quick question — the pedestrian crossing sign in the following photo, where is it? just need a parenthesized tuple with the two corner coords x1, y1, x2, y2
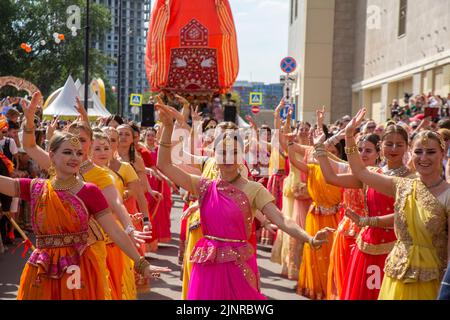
(130, 93, 143, 106)
(249, 92, 263, 106)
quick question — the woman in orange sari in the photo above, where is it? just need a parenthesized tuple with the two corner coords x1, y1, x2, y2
(0, 132, 170, 299)
(21, 93, 156, 299)
(285, 110, 343, 299)
(315, 133, 381, 299)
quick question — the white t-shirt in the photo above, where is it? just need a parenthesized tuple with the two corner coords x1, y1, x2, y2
(0, 137, 18, 156)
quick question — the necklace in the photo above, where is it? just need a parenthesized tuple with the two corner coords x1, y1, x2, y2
(222, 172, 241, 184)
(423, 178, 444, 189)
(51, 176, 80, 191)
(382, 165, 409, 177)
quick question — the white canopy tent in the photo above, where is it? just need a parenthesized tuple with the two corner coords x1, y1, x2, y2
(43, 76, 111, 120)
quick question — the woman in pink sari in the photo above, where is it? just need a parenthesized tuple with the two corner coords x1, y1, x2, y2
(156, 103, 334, 299)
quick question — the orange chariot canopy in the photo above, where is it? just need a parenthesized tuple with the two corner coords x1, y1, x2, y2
(145, 0, 239, 95)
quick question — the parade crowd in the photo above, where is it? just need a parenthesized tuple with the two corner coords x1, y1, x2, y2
(0, 89, 449, 300)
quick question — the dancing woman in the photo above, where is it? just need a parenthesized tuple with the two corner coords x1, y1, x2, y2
(346, 109, 450, 300)
(156, 103, 333, 300)
(90, 130, 143, 299)
(337, 122, 415, 300)
(1, 132, 170, 299)
(314, 131, 380, 299)
(21, 93, 153, 298)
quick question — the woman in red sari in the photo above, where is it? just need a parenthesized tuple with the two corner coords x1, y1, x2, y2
(316, 133, 380, 299)
(0, 132, 170, 299)
(143, 127, 174, 243)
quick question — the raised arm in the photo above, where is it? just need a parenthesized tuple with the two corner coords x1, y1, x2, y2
(21, 92, 51, 170)
(345, 109, 395, 196)
(262, 202, 333, 248)
(284, 109, 308, 173)
(0, 176, 19, 197)
(312, 127, 362, 188)
(156, 103, 200, 195)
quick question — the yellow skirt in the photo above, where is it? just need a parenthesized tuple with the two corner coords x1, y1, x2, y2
(378, 275, 440, 300)
(181, 211, 203, 300)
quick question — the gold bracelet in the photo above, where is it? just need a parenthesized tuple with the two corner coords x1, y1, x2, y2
(368, 216, 379, 227)
(344, 145, 358, 155)
(287, 141, 294, 146)
(134, 256, 150, 275)
(159, 141, 172, 147)
(23, 126, 35, 134)
(314, 142, 325, 150)
(314, 150, 328, 158)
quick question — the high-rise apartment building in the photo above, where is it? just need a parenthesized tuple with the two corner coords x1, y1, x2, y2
(93, 0, 151, 116)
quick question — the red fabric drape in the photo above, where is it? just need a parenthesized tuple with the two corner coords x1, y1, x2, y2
(145, 0, 239, 94)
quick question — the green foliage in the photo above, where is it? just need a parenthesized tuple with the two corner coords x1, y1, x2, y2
(0, 0, 116, 112)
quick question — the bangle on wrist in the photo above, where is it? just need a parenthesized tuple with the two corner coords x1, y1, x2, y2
(125, 224, 136, 236)
(134, 256, 151, 276)
(344, 145, 358, 155)
(159, 141, 172, 147)
(23, 126, 35, 134)
(287, 141, 294, 146)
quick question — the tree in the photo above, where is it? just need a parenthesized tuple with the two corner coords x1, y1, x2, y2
(0, 0, 116, 112)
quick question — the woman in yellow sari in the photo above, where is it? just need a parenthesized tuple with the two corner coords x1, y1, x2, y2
(1, 131, 170, 299)
(345, 109, 450, 300)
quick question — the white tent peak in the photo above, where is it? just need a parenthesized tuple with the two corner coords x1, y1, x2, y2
(74, 79, 82, 90)
(43, 76, 111, 119)
(43, 75, 79, 118)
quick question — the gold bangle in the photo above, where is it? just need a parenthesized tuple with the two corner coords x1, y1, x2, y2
(314, 142, 325, 150)
(369, 216, 379, 227)
(287, 141, 294, 146)
(314, 150, 328, 158)
(134, 256, 150, 275)
(159, 141, 172, 147)
(344, 145, 358, 155)
(23, 126, 35, 134)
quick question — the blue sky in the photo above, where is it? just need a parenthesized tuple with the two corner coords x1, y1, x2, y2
(150, 0, 289, 84)
(230, 0, 289, 84)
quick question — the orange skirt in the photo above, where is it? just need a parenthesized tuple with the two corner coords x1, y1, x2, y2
(297, 210, 338, 300)
(326, 216, 357, 300)
(17, 247, 106, 300)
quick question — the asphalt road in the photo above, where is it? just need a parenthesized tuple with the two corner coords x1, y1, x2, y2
(0, 195, 305, 300)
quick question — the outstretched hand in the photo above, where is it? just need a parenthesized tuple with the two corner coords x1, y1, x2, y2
(312, 227, 334, 248)
(143, 264, 172, 279)
(75, 97, 89, 123)
(21, 91, 41, 124)
(345, 108, 366, 137)
(274, 97, 285, 116)
(316, 105, 326, 128)
(46, 116, 60, 141)
(155, 102, 175, 126)
(312, 128, 326, 145)
(191, 105, 203, 122)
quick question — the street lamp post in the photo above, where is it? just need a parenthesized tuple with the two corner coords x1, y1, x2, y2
(84, 0, 90, 111)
